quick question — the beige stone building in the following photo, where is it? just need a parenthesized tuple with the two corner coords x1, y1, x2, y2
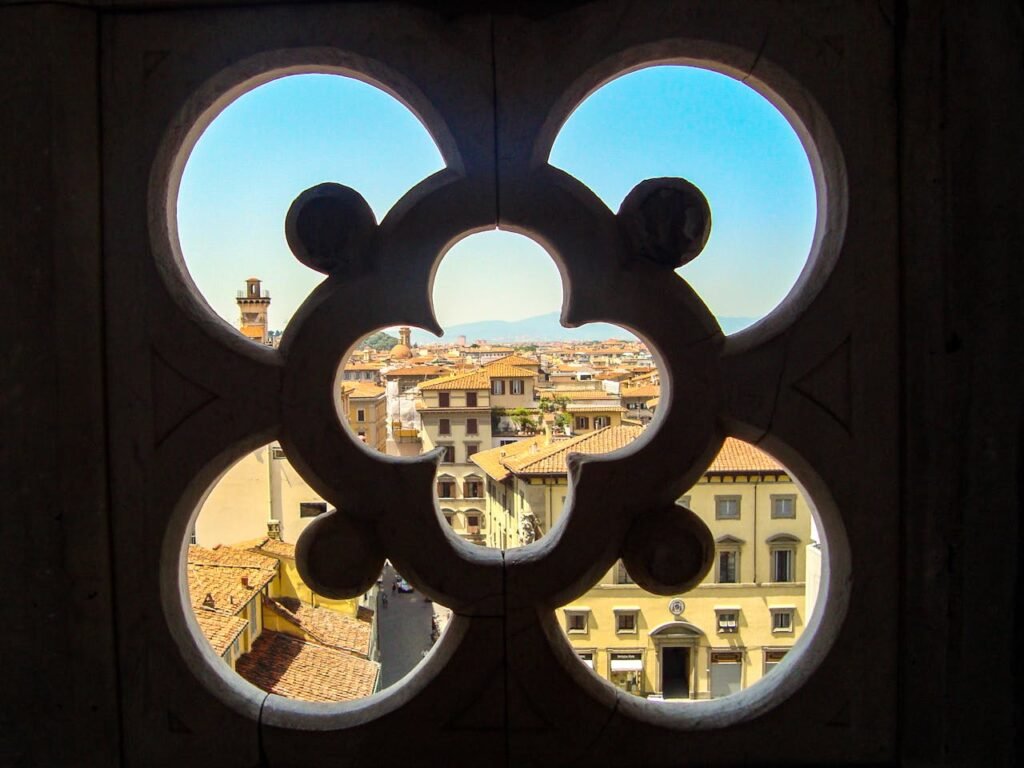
(344, 380, 388, 454)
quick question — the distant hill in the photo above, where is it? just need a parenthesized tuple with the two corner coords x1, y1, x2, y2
(407, 312, 756, 344)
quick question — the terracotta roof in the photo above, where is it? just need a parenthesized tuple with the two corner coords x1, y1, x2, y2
(385, 365, 450, 377)
(249, 537, 296, 560)
(470, 435, 547, 481)
(193, 608, 248, 655)
(479, 362, 538, 378)
(187, 545, 278, 616)
(265, 597, 372, 657)
(235, 631, 379, 702)
(472, 425, 644, 477)
(706, 437, 785, 474)
(344, 363, 382, 371)
(485, 354, 541, 368)
(621, 385, 660, 399)
(345, 381, 386, 398)
(418, 370, 491, 391)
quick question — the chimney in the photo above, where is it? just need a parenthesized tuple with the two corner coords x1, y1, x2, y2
(203, 593, 215, 608)
(267, 520, 281, 540)
(241, 575, 250, 588)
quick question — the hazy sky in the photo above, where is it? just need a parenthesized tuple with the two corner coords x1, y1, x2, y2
(177, 67, 815, 337)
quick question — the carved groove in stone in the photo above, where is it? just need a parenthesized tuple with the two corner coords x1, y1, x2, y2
(793, 336, 852, 433)
(150, 349, 217, 447)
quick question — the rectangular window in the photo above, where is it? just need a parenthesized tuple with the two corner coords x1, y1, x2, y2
(439, 418, 451, 435)
(440, 445, 455, 463)
(466, 391, 477, 407)
(466, 418, 478, 434)
(464, 480, 482, 498)
(771, 495, 797, 519)
(299, 501, 327, 518)
(717, 550, 738, 583)
(466, 515, 480, 533)
(709, 651, 743, 698)
(594, 416, 609, 428)
(437, 481, 455, 498)
(356, 409, 365, 422)
(565, 611, 588, 634)
(438, 392, 450, 407)
(771, 608, 794, 633)
(764, 648, 788, 674)
(772, 549, 794, 582)
(574, 416, 590, 430)
(491, 379, 505, 395)
(465, 443, 479, 459)
(715, 495, 741, 520)
(614, 560, 634, 584)
(510, 379, 524, 395)
(715, 609, 739, 634)
(615, 610, 638, 634)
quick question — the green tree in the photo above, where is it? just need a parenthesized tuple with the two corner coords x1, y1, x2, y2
(510, 407, 538, 433)
(359, 330, 400, 350)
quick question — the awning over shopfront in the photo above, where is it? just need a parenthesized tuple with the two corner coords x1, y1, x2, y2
(610, 658, 643, 672)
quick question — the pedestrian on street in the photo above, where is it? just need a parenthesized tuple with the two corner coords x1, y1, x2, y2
(392, 581, 396, 593)
(382, 594, 389, 608)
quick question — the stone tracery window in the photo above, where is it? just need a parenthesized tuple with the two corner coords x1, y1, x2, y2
(132, 5, 866, 759)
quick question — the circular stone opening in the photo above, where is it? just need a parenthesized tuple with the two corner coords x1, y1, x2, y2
(554, 437, 844, 712)
(550, 65, 820, 336)
(183, 442, 454, 705)
(172, 72, 444, 345)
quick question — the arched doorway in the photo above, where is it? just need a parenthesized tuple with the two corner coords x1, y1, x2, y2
(649, 622, 704, 699)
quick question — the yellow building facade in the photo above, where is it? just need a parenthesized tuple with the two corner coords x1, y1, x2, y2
(472, 430, 814, 699)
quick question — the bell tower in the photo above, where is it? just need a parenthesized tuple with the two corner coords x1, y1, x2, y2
(237, 277, 271, 344)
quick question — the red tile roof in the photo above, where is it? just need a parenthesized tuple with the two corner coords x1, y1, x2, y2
(187, 545, 277, 617)
(235, 631, 380, 702)
(265, 597, 373, 658)
(193, 608, 248, 655)
(706, 437, 785, 474)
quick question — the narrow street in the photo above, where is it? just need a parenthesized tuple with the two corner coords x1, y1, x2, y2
(376, 563, 436, 688)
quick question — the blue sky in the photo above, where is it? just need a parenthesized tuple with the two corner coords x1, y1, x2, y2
(177, 67, 815, 338)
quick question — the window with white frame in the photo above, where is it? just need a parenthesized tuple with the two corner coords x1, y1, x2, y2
(593, 415, 609, 428)
(563, 608, 590, 634)
(768, 534, 799, 582)
(614, 607, 639, 634)
(715, 607, 740, 634)
(715, 495, 741, 519)
(614, 560, 634, 584)
(490, 379, 505, 395)
(717, 548, 739, 584)
(770, 606, 795, 633)
(510, 379, 524, 395)
(771, 494, 796, 519)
